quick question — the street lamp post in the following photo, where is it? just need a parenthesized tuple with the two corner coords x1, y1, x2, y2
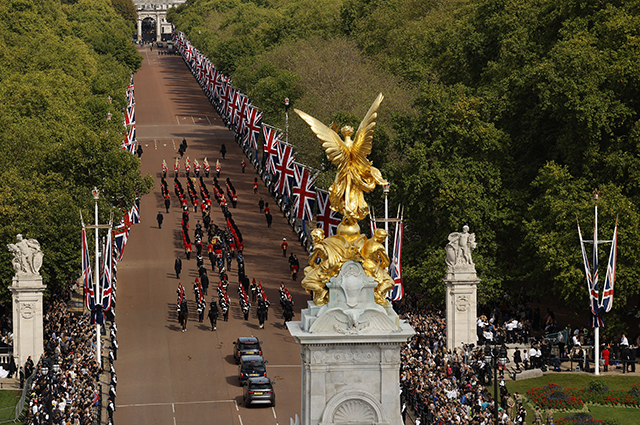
(485, 342, 508, 425)
(41, 357, 59, 425)
(285, 98, 290, 144)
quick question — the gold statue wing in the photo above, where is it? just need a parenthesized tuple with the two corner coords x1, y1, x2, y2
(294, 108, 348, 165)
(353, 93, 384, 158)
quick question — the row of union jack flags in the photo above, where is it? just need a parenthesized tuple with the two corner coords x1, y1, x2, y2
(174, 32, 342, 237)
(122, 79, 137, 154)
(82, 199, 140, 324)
(174, 32, 402, 299)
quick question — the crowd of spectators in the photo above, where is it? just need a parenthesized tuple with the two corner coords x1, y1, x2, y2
(22, 291, 100, 425)
(397, 297, 516, 425)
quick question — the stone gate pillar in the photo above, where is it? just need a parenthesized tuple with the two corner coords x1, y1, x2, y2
(7, 235, 45, 369)
(156, 14, 161, 41)
(137, 18, 142, 42)
(444, 226, 479, 351)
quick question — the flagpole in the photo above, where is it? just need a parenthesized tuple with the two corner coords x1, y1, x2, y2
(383, 183, 390, 252)
(92, 187, 101, 368)
(593, 192, 600, 375)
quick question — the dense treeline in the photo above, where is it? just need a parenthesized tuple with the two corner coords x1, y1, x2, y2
(169, 0, 640, 334)
(0, 0, 151, 299)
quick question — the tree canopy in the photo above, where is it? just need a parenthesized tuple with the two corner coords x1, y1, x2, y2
(170, 0, 640, 334)
(0, 0, 150, 299)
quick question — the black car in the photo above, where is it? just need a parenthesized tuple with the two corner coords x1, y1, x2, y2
(238, 355, 267, 384)
(233, 337, 262, 363)
(243, 377, 275, 407)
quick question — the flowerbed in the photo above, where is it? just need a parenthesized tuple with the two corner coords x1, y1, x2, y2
(556, 413, 602, 425)
(527, 383, 585, 410)
(527, 382, 640, 411)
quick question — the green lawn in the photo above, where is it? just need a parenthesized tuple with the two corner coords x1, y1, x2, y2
(499, 373, 640, 425)
(0, 390, 21, 422)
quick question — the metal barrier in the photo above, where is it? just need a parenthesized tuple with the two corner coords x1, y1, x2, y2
(545, 329, 569, 345)
(13, 364, 38, 423)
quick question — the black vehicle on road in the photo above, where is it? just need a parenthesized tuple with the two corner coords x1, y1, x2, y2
(233, 337, 262, 364)
(243, 377, 275, 407)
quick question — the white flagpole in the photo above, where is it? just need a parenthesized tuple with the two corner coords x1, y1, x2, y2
(383, 184, 390, 252)
(594, 192, 600, 375)
(92, 188, 101, 368)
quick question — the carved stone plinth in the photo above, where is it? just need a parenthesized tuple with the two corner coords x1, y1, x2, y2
(444, 269, 478, 351)
(10, 274, 46, 369)
(288, 261, 414, 425)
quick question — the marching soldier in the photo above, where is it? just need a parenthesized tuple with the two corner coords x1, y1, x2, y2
(208, 299, 218, 331)
(257, 295, 268, 329)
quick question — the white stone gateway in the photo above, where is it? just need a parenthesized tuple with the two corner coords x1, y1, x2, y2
(288, 261, 414, 425)
(8, 234, 46, 369)
(444, 225, 479, 351)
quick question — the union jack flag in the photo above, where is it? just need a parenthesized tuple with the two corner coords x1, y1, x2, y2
(227, 88, 239, 123)
(262, 126, 282, 175)
(81, 225, 95, 311)
(101, 227, 114, 312)
(210, 69, 222, 100)
(316, 190, 341, 236)
(124, 104, 135, 126)
(114, 221, 130, 262)
(601, 222, 617, 313)
(219, 84, 231, 120)
(292, 163, 317, 221)
(128, 199, 141, 224)
(389, 221, 404, 301)
(235, 94, 249, 134)
(578, 220, 601, 327)
(274, 142, 296, 197)
(236, 98, 249, 139)
(243, 106, 262, 149)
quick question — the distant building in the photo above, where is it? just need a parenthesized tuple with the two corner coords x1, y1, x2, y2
(133, 1, 187, 42)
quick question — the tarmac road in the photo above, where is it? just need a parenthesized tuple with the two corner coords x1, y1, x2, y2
(113, 46, 310, 425)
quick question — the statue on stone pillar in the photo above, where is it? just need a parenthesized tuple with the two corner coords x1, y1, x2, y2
(295, 94, 398, 306)
(445, 225, 476, 272)
(7, 234, 43, 276)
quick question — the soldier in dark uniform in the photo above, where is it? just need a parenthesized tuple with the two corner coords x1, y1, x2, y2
(165, 195, 171, 213)
(174, 257, 182, 279)
(208, 300, 218, 331)
(283, 300, 294, 325)
(156, 212, 164, 229)
(220, 143, 226, 159)
(200, 271, 209, 296)
(257, 295, 268, 329)
(179, 299, 189, 332)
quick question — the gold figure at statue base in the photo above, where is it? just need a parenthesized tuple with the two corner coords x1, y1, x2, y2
(296, 94, 396, 305)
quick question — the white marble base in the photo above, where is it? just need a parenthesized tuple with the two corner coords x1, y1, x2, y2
(10, 274, 46, 369)
(288, 261, 414, 425)
(445, 276, 478, 351)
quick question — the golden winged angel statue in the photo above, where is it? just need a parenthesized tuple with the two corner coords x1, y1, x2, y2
(295, 93, 388, 222)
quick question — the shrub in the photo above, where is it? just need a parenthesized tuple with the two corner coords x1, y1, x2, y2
(588, 380, 609, 393)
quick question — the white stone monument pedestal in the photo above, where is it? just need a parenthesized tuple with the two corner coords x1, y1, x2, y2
(288, 261, 414, 425)
(444, 274, 478, 351)
(10, 274, 46, 369)
(444, 226, 479, 351)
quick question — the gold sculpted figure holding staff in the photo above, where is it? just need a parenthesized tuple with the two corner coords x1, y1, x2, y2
(302, 229, 351, 305)
(294, 93, 388, 222)
(362, 229, 395, 305)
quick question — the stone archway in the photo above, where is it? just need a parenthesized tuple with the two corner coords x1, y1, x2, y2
(141, 17, 156, 43)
